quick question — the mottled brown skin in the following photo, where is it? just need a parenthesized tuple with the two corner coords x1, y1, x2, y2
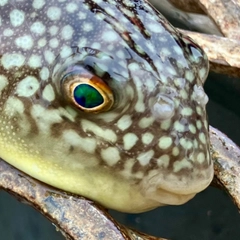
(0, 0, 213, 212)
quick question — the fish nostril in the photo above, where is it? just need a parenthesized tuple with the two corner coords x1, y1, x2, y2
(150, 94, 175, 121)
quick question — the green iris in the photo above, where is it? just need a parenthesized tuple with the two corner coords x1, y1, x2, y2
(73, 84, 104, 108)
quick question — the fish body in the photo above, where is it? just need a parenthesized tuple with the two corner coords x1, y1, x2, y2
(0, 0, 213, 212)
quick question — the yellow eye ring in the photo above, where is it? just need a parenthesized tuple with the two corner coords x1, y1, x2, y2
(61, 67, 114, 113)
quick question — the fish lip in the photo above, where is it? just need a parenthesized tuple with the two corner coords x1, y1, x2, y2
(140, 163, 214, 205)
(147, 188, 197, 206)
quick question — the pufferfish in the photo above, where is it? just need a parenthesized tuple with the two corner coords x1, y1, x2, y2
(0, 0, 213, 213)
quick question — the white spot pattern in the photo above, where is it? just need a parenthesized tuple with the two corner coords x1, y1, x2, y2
(158, 136, 172, 150)
(102, 30, 118, 41)
(16, 76, 40, 97)
(123, 133, 138, 150)
(62, 130, 97, 154)
(117, 115, 132, 131)
(101, 147, 120, 166)
(47, 7, 62, 20)
(61, 25, 74, 40)
(33, 0, 46, 9)
(42, 84, 55, 101)
(15, 35, 34, 50)
(0, 0, 7, 6)
(81, 119, 117, 142)
(28, 55, 42, 68)
(141, 132, 154, 145)
(1, 53, 25, 69)
(10, 9, 25, 27)
(137, 150, 154, 166)
(3, 29, 13, 37)
(30, 21, 46, 35)
(66, 3, 78, 12)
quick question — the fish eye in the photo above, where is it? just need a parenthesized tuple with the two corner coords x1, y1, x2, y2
(60, 65, 114, 113)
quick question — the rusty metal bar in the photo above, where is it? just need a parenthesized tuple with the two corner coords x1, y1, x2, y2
(168, 0, 204, 14)
(197, 0, 240, 40)
(0, 159, 166, 240)
(180, 30, 240, 78)
(164, 0, 240, 40)
(210, 127, 240, 210)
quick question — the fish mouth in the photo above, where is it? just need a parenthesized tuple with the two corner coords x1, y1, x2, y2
(146, 187, 197, 206)
(140, 165, 214, 205)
